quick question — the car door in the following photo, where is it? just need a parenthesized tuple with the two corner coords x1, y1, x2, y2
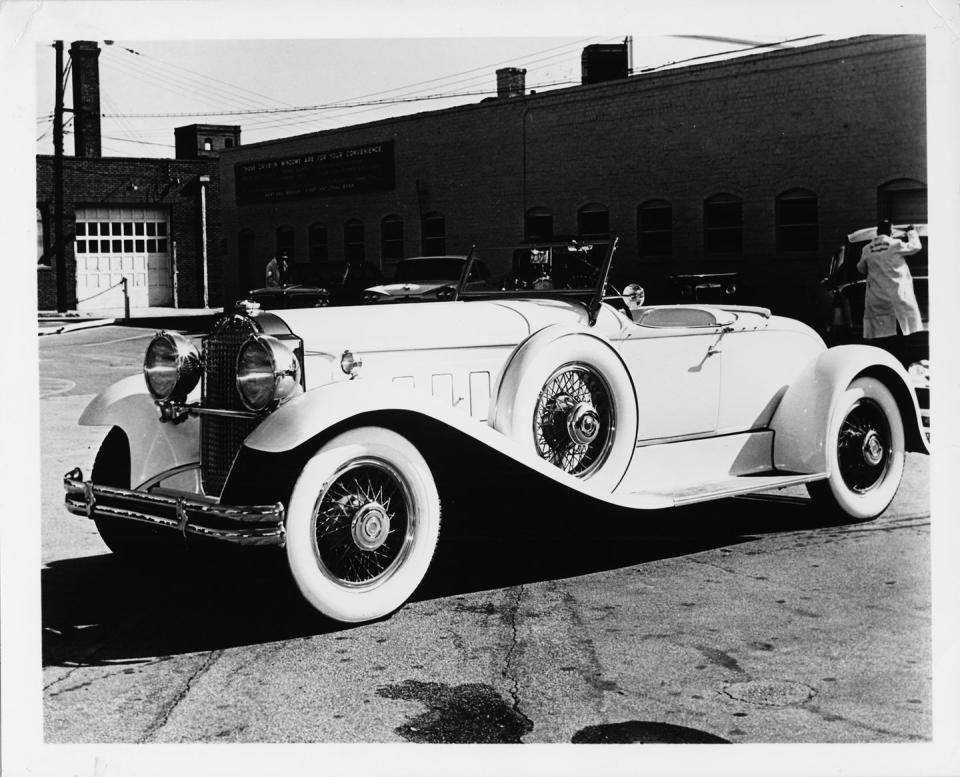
(615, 309, 726, 441)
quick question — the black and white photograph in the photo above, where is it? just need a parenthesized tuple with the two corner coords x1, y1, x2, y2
(3, 1, 959, 775)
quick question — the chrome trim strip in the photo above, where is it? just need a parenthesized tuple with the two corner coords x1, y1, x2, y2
(63, 468, 285, 547)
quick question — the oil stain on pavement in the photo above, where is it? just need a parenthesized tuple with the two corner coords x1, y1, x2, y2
(376, 679, 533, 743)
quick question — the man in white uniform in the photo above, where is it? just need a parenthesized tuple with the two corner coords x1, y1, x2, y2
(856, 219, 923, 339)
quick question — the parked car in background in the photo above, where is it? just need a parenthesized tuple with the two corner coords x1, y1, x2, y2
(819, 224, 929, 433)
(66, 238, 927, 624)
(665, 272, 739, 304)
(241, 260, 384, 309)
(363, 256, 490, 302)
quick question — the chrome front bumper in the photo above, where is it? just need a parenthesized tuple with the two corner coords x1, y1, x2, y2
(63, 467, 285, 547)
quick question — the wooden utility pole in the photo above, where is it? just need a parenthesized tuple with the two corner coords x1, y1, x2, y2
(53, 40, 67, 312)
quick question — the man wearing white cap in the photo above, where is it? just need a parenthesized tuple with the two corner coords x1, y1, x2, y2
(856, 219, 923, 339)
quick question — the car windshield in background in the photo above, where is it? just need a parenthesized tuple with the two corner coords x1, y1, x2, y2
(393, 257, 465, 282)
(459, 240, 611, 297)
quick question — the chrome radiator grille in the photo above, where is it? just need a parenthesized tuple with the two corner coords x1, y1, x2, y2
(200, 316, 261, 497)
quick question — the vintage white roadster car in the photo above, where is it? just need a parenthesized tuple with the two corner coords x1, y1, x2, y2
(65, 239, 928, 623)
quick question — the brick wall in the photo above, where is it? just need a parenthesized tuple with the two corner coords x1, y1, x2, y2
(220, 35, 926, 320)
(36, 155, 225, 310)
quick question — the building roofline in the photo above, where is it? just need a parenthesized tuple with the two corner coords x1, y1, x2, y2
(225, 34, 923, 155)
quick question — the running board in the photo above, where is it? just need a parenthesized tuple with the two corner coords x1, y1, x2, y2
(616, 472, 826, 509)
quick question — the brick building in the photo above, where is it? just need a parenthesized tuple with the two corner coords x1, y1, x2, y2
(219, 35, 926, 322)
(35, 40, 238, 311)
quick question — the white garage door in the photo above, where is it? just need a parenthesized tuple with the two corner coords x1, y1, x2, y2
(74, 207, 172, 311)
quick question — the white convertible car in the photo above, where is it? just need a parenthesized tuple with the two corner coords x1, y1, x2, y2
(65, 239, 928, 623)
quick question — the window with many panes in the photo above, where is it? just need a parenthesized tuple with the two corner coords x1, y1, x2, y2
(578, 203, 610, 241)
(421, 212, 446, 256)
(73, 209, 169, 256)
(878, 179, 927, 224)
(525, 207, 553, 242)
(637, 200, 672, 257)
(776, 189, 818, 252)
(345, 219, 365, 262)
(704, 194, 742, 253)
(381, 215, 404, 264)
(308, 223, 328, 262)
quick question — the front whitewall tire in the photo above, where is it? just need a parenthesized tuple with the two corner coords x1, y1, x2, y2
(285, 427, 441, 623)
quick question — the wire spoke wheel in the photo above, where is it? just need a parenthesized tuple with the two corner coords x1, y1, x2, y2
(311, 458, 414, 590)
(836, 398, 891, 493)
(533, 363, 614, 477)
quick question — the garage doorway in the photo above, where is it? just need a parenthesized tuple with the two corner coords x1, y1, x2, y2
(74, 207, 171, 310)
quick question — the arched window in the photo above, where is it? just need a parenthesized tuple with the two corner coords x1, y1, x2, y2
(381, 215, 404, 264)
(637, 199, 672, 257)
(776, 188, 818, 252)
(344, 219, 365, 262)
(421, 212, 446, 256)
(878, 178, 927, 224)
(238, 228, 256, 289)
(704, 194, 742, 254)
(525, 207, 553, 242)
(308, 223, 328, 262)
(577, 203, 609, 241)
(275, 225, 295, 260)
(224, 138, 234, 149)
(203, 138, 213, 151)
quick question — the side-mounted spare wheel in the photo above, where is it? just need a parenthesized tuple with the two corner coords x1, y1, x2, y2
(492, 332, 638, 492)
(807, 376, 906, 520)
(285, 426, 441, 623)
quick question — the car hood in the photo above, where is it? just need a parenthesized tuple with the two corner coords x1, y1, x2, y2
(270, 298, 619, 355)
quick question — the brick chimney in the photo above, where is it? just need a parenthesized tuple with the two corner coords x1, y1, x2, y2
(496, 67, 526, 99)
(69, 41, 102, 158)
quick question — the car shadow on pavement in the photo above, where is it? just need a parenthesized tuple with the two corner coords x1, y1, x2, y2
(41, 489, 856, 667)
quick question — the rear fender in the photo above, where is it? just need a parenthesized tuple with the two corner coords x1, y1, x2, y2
(79, 374, 200, 489)
(771, 345, 927, 474)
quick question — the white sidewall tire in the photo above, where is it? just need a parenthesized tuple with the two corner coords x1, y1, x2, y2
(496, 335, 638, 492)
(813, 376, 905, 520)
(285, 427, 441, 623)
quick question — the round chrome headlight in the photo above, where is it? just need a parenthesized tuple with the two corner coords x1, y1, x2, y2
(143, 331, 202, 401)
(236, 334, 302, 411)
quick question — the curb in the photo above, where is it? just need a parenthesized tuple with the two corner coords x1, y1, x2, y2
(38, 318, 117, 336)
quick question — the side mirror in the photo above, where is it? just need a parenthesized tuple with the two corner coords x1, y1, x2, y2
(622, 283, 645, 311)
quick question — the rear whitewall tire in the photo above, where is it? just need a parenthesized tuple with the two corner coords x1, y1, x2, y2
(285, 427, 441, 623)
(807, 376, 905, 520)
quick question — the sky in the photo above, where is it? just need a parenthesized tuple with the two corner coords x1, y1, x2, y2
(36, 34, 838, 158)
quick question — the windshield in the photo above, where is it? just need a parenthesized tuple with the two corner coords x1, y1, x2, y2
(393, 257, 465, 283)
(458, 240, 613, 297)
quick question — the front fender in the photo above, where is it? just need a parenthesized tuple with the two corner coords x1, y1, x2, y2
(771, 344, 927, 474)
(240, 379, 670, 509)
(79, 374, 200, 490)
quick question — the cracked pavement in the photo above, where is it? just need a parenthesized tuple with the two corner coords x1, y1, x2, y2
(38, 325, 933, 744)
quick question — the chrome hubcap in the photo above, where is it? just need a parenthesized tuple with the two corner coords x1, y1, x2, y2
(567, 402, 601, 445)
(861, 430, 884, 467)
(351, 502, 391, 551)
